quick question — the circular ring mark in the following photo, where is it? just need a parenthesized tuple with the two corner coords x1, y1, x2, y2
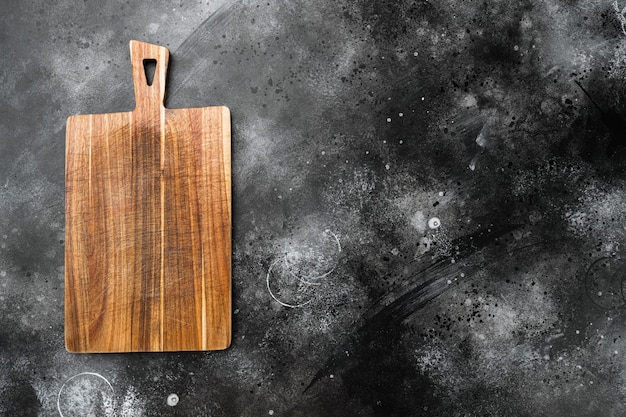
(428, 217, 441, 229)
(267, 229, 342, 308)
(167, 393, 179, 407)
(266, 259, 314, 308)
(282, 229, 342, 283)
(57, 372, 114, 417)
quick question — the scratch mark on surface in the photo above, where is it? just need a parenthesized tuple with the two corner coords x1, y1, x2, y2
(304, 223, 521, 392)
(327, 229, 342, 253)
(614, 1, 626, 37)
(170, 2, 239, 100)
(575, 80, 626, 156)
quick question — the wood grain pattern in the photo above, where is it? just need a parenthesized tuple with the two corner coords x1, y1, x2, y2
(65, 40, 231, 352)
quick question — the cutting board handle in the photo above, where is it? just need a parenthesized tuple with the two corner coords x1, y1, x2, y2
(130, 40, 170, 110)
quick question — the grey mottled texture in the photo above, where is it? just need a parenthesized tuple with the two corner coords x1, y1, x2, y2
(3, 0, 626, 415)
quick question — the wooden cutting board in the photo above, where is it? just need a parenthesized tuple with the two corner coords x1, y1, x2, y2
(65, 40, 231, 353)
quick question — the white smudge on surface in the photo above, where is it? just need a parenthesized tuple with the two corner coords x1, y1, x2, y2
(566, 182, 626, 252)
(118, 386, 145, 417)
(410, 211, 426, 233)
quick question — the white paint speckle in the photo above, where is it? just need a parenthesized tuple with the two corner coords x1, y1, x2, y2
(413, 51, 418, 56)
(386, 117, 392, 122)
(167, 393, 179, 407)
(385, 164, 390, 170)
(428, 217, 441, 229)
(475, 131, 487, 147)
(399, 112, 404, 117)
(269, 410, 275, 415)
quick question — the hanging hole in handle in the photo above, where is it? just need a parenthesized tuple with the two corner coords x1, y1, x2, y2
(143, 59, 157, 86)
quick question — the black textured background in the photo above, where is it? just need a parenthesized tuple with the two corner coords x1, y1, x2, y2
(2, 0, 626, 415)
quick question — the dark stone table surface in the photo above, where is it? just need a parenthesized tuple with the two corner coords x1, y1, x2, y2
(3, 0, 626, 415)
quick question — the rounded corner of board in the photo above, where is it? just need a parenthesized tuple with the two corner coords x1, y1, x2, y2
(64, 339, 80, 354)
(215, 338, 232, 351)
